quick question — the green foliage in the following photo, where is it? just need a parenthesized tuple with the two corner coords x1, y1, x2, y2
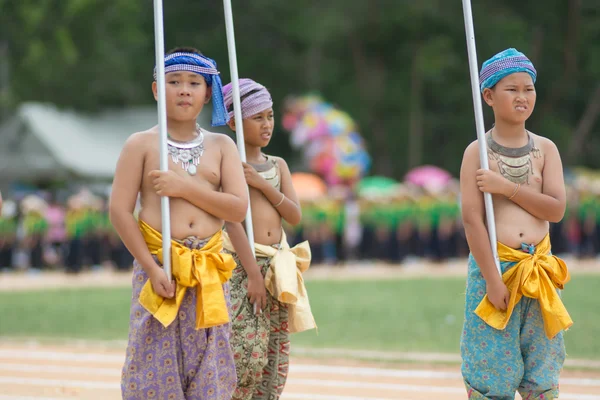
(1, 0, 599, 177)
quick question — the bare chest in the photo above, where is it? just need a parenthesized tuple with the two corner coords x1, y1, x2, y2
(144, 142, 222, 188)
(487, 148, 544, 190)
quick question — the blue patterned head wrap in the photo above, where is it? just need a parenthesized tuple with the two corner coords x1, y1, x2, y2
(479, 48, 537, 93)
(153, 52, 229, 126)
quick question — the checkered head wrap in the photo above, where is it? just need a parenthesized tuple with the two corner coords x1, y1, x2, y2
(222, 78, 273, 121)
(153, 52, 228, 126)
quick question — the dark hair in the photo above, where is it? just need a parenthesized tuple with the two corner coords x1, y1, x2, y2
(226, 89, 261, 113)
(166, 47, 203, 56)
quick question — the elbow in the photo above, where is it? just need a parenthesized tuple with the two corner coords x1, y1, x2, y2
(287, 215, 302, 227)
(547, 200, 566, 223)
(548, 210, 565, 224)
(108, 202, 129, 227)
(228, 200, 248, 223)
(230, 212, 247, 224)
(227, 210, 247, 224)
(287, 209, 302, 227)
(108, 203, 119, 226)
(547, 212, 564, 224)
(462, 215, 487, 237)
(462, 213, 484, 231)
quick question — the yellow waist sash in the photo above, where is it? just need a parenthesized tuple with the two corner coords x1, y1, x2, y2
(475, 234, 573, 339)
(223, 229, 317, 333)
(138, 220, 235, 330)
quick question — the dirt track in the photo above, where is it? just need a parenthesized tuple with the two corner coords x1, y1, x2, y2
(1, 262, 600, 399)
(0, 341, 599, 400)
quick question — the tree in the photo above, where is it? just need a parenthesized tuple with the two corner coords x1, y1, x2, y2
(3, 0, 600, 177)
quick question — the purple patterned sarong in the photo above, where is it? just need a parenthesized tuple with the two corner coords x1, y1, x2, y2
(121, 236, 237, 400)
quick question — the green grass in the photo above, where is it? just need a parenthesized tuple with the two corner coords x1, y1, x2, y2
(0, 275, 598, 360)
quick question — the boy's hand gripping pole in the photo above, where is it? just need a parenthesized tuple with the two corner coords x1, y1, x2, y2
(461, 0, 502, 277)
(153, 0, 172, 281)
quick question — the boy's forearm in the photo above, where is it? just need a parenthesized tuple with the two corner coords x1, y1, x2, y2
(508, 185, 565, 222)
(182, 185, 247, 223)
(225, 222, 262, 277)
(463, 219, 503, 284)
(109, 209, 158, 275)
(260, 184, 302, 226)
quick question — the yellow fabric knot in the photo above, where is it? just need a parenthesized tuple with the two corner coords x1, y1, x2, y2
(475, 234, 572, 339)
(138, 220, 235, 330)
(223, 229, 317, 333)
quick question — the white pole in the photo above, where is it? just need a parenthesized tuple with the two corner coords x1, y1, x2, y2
(153, 0, 172, 281)
(461, 0, 501, 276)
(223, 0, 256, 256)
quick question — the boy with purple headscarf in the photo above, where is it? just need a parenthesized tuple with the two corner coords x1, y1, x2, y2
(459, 48, 572, 399)
(221, 78, 317, 400)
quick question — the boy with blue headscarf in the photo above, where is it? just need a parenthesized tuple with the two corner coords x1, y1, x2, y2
(459, 48, 572, 399)
(111, 47, 249, 400)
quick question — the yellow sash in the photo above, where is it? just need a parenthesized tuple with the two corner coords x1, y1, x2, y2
(223, 229, 317, 333)
(138, 220, 235, 330)
(475, 234, 572, 339)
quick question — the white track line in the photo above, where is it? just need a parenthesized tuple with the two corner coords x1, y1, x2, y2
(1, 349, 599, 398)
(549, 396, 600, 400)
(287, 378, 464, 393)
(2, 375, 456, 395)
(3, 363, 599, 389)
(0, 350, 123, 363)
(0, 375, 598, 399)
(0, 376, 118, 389)
(291, 364, 460, 379)
(0, 397, 64, 400)
(282, 395, 396, 400)
(0, 363, 118, 376)
(2, 353, 597, 388)
(1, 352, 599, 388)
(3, 340, 600, 368)
(290, 364, 600, 386)
(1, 376, 461, 395)
(292, 347, 600, 369)
(286, 379, 600, 399)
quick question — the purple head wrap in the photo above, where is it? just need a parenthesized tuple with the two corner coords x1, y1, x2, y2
(222, 78, 273, 121)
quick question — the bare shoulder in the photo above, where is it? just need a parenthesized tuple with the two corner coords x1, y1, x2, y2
(529, 131, 560, 153)
(120, 128, 157, 155)
(462, 140, 481, 161)
(268, 155, 290, 170)
(203, 130, 237, 152)
(113, 129, 156, 189)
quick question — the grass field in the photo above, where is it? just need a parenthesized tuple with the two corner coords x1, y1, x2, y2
(1, 275, 598, 360)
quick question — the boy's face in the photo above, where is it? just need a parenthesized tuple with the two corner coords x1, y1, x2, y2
(240, 108, 275, 148)
(153, 72, 211, 122)
(483, 72, 536, 124)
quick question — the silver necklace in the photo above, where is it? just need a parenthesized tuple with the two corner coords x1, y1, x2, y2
(487, 129, 541, 184)
(167, 124, 204, 176)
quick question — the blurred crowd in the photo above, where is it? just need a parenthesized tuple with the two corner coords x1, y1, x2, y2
(286, 179, 600, 265)
(1, 176, 599, 273)
(0, 189, 132, 273)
